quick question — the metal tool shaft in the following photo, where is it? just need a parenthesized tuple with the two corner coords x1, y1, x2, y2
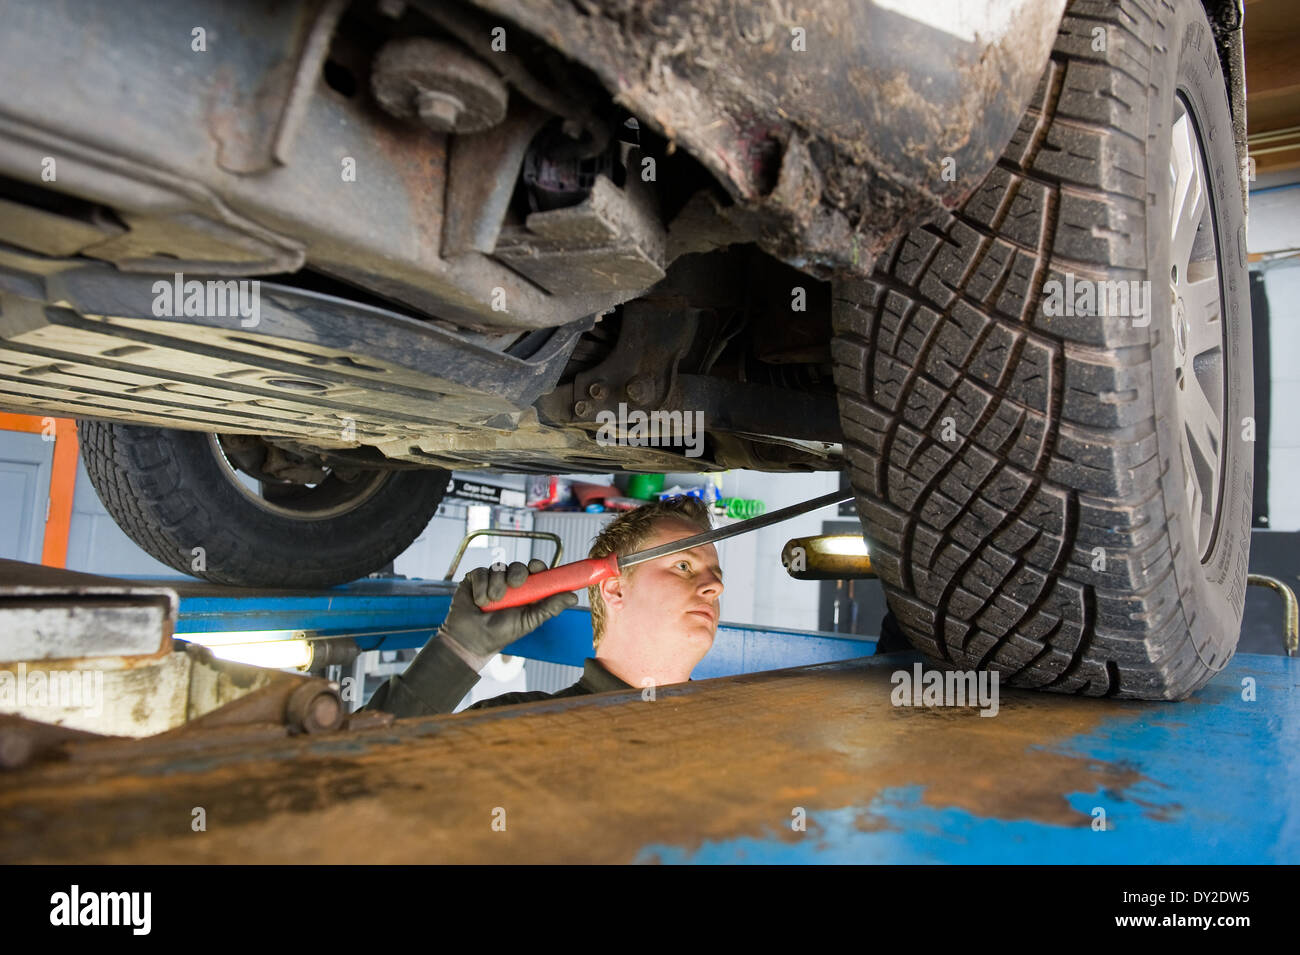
(619, 488, 855, 568)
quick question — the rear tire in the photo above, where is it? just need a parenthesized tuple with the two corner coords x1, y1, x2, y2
(79, 420, 450, 588)
(832, 0, 1252, 699)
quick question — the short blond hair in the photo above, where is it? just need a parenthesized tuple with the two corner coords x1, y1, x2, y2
(588, 496, 713, 649)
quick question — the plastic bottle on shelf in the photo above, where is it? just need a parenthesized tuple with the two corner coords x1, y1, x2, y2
(718, 497, 765, 520)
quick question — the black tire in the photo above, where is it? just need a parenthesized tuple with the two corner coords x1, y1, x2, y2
(832, 0, 1252, 699)
(78, 420, 450, 588)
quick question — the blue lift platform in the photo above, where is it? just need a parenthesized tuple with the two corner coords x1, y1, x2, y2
(0, 577, 1295, 864)
(167, 577, 880, 680)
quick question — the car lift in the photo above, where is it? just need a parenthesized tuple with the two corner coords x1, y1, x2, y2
(0, 548, 1296, 864)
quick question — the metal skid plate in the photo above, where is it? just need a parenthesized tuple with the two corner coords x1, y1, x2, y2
(0, 252, 622, 468)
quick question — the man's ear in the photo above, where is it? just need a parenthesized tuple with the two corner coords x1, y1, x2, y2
(598, 574, 626, 613)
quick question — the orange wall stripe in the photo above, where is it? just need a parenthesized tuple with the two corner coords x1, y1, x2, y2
(41, 418, 79, 568)
(0, 413, 79, 566)
(0, 412, 49, 435)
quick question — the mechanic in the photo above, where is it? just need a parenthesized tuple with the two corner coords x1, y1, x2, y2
(364, 495, 722, 717)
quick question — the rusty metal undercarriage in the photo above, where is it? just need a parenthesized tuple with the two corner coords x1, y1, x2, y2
(0, 0, 1077, 474)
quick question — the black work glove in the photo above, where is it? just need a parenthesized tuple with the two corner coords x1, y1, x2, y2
(439, 559, 578, 669)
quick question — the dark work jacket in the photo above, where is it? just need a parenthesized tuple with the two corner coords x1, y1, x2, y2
(363, 640, 631, 718)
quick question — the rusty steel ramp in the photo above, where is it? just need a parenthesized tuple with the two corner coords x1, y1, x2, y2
(1, 651, 1296, 864)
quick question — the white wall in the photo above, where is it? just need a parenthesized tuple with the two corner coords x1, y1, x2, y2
(1258, 262, 1300, 531)
(1248, 178, 1300, 531)
(708, 470, 843, 630)
(1247, 185, 1300, 259)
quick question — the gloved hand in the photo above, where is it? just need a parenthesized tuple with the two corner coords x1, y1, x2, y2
(439, 559, 578, 669)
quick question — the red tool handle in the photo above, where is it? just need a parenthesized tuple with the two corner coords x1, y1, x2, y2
(478, 555, 620, 612)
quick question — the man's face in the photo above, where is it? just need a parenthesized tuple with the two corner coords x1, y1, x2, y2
(606, 519, 724, 654)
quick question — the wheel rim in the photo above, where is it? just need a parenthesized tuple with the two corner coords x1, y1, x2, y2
(208, 434, 391, 521)
(1169, 92, 1227, 563)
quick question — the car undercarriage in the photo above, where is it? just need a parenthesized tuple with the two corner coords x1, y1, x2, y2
(0, 0, 1076, 474)
(0, 0, 1260, 700)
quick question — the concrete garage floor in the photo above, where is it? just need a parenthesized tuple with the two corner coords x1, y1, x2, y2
(0, 652, 1295, 864)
